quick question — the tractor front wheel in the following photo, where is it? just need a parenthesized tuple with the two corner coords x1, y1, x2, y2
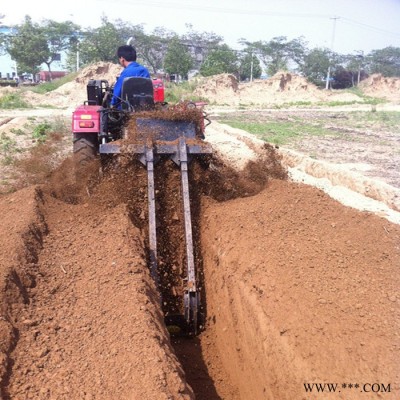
(73, 134, 99, 167)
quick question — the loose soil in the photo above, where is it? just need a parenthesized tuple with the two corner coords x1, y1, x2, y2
(0, 157, 399, 399)
(0, 65, 399, 399)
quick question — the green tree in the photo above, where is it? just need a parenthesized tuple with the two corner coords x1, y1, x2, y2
(251, 36, 307, 76)
(300, 47, 333, 87)
(239, 51, 262, 81)
(182, 24, 223, 70)
(41, 19, 79, 78)
(0, 14, 5, 55)
(133, 27, 174, 74)
(164, 37, 193, 79)
(76, 17, 124, 65)
(6, 16, 78, 77)
(71, 18, 157, 71)
(341, 52, 366, 86)
(6, 16, 48, 75)
(366, 47, 400, 77)
(200, 44, 238, 77)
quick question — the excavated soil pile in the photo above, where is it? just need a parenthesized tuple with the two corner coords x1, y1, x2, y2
(0, 165, 194, 399)
(201, 179, 400, 399)
(194, 71, 362, 106)
(124, 104, 207, 144)
(0, 62, 122, 109)
(359, 73, 400, 102)
(51, 62, 122, 107)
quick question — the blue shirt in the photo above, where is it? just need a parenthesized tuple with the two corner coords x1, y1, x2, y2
(111, 62, 150, 106)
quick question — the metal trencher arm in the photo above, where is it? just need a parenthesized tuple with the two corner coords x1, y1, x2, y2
(99, 118, 212, 335)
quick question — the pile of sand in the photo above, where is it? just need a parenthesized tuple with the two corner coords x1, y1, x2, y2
(194, 71, 362, 106)
(47, 62, 122, 107)
(359, 73, 400, 102)
(0, 62, 122, 109)
(192, 74, 239, 105)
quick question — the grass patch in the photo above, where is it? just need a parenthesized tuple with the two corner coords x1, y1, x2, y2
(0, 133, 21, 166)
(29, 117, 69, 143)
(29, 72, 79, 94)
(37, 104, 59, 109)
(32, 121, 52, 142)
(323, 98, 386, 107)
(10, 127, 26, 136)
(272, 101, 314, 109)
(0, 116, 70, 190)
(0, 132, 18, 154)
(0, 92, 31, 109)
(165, 80, 207, 104)
(342, 87, 387, 105)
(219, 119, 337, 145)
(352, 110, 400, 127)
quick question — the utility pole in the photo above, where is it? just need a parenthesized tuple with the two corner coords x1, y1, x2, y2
(325, 16, 339, 90)
(76, 41, 80, 72)
(356, 51, 364, 86)
(250, 50, 254, 82)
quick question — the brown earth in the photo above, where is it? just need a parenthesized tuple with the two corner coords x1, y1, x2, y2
(193, 71, 363, 106)
(0, 150, 399, 399)
(359, 74, 400, 102)
(0, 65, 399, 399)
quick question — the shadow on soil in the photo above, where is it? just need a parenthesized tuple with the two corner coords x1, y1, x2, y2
(172, 337, 222, 400)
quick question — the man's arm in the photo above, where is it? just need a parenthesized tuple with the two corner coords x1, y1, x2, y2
(110, 73, 124, 107)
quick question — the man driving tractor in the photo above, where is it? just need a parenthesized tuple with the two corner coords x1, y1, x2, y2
(111, 45, 151, 108)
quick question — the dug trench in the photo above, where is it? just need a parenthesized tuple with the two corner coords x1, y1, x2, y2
(0, 145, 399, 399)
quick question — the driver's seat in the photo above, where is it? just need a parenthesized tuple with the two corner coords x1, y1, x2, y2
(120, 77, 155, 111)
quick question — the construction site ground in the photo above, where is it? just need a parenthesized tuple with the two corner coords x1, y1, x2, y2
(0, 65, 399, 399)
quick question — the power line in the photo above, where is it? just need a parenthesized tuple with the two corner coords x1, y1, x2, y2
(96, 0, 400, 38)
(340, 17, 400, 38)
(96, 0, 330, 18)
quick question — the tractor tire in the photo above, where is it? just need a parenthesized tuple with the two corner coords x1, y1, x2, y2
(73, 134, 99, 167)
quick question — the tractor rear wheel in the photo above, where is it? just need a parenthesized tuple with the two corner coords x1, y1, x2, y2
(73, 134, 99, 167)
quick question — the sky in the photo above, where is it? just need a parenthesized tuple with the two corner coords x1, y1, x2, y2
(1, 0, 400, 55)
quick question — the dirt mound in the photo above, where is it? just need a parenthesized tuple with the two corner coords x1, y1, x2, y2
(202, 179, 400, 399)
(0, 62, 121, 109)
(359, 73, 400, 102)
(45, 62, 121, 108)
(193, 74, 239, 105)
(0, 180, 194, 399)
(75, 61, 122, 85)
(257, 70, 318, 92)
(194, 71, 362, 106)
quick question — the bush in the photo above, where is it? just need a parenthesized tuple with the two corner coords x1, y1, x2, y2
(0, 92, 31, 109)
(165, 80, 207, 104)
(32, 122, 52, 142)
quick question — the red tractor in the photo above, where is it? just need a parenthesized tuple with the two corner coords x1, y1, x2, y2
(72, 77, 167, 165)
(71, 76, 211, 335)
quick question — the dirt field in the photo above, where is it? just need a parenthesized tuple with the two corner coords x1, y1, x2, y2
(0, 66, 399, 399)
(212, 108, 400, 188)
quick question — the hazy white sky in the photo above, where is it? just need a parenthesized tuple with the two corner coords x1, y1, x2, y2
(2, 0, 400, 54)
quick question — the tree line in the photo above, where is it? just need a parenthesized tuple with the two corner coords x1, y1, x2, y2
(0, 15, 399, 87)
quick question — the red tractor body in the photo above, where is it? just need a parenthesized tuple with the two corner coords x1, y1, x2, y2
(152, 78, 165, 103)
(72, 105, 101, 134)
(72, 79, 165, 136)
